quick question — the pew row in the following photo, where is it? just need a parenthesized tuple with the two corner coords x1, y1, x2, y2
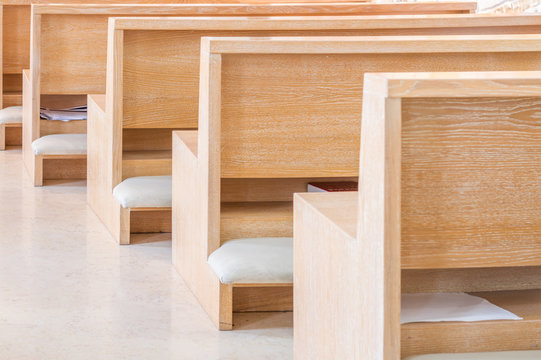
(0, 0, 30, 149)
(88, 14, 541, 246)
(294, 71, 541, 359)
(26, 2, 473, 185)
(171, 36, 541, 330)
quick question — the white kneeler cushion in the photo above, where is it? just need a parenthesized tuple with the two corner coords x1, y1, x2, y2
(0, 106, 23, 124)
(31, 134, 87, 155)
(208, 237, 293, 284)
(113, 176, 172, 208)
(405, 351, 541, 360)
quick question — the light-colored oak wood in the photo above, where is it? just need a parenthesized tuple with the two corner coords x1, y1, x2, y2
(92, 13, 512, 245)
(173, 36, 541, 331)
(294, 71, 541, 359)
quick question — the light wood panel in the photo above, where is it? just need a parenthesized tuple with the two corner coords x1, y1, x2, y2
(3, 4, 30, 75)
(401, 96, 541, 269)
(294, 72, 541, 359)
(94, 13, 530, 242)
(173, 37, 541, 332)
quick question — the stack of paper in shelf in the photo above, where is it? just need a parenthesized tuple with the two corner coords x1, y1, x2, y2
(40, 105, 87, 121)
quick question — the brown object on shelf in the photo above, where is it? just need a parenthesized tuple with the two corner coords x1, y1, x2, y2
(307, 181, 358, 192)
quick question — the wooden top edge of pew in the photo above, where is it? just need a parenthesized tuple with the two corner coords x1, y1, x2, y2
(31, 1, 477, 15)
(110, 13, 541, 31)
(201, 34, 541, 54)
(365, 70, 541, 98)
(1, 0, 30, 4)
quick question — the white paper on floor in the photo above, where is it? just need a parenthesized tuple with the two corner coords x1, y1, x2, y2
(401, 292, 522, 324)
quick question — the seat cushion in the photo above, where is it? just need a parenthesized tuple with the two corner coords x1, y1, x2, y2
(208, 237, 293, 284)
(405, 351, 541, 360)
(0, 106, 22, 125)
(112, 176, 172, 208)
(31, 134, 87, 155)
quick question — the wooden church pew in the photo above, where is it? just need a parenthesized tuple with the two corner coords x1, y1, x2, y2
(88, 14, 541, 246)
(171, 36, 541, 330)
(25, 2, 476, 185)
(294, 71, 541, 359)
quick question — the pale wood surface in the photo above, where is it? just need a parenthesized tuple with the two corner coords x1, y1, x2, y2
(3, 4, 30, 75)
(174, 37, 541, 332)
(93, 16, 541, 245)
(294, 72, 541, 359)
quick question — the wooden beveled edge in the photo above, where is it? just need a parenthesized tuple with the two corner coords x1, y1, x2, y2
(364, 71, 541, 98)
(110, 13, 541, 31)
(33, 2, 477, 15)
(201, 34, 541, 54)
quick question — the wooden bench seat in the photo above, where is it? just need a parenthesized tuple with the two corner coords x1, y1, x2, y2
(294, 71, 541, 359)
(89, 14, 541, 246)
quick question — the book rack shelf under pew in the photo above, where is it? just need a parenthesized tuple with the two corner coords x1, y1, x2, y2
(294, 71, 541, 359)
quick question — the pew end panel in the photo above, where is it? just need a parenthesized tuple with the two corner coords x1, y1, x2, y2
(293, 191, 361, 360)
(295, 71, 541, 359)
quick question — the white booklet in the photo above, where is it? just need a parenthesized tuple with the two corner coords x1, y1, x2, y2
(401, 292, 522, 324)
(40, 105, 87, 121)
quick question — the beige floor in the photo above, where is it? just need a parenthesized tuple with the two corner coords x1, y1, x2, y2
(0, 148, 292, 360)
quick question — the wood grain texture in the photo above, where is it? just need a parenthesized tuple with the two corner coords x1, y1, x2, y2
(3, 123, 21, 147)
(33, 3, 478, 16)
(233, 286, 293, 312)
(401, 96, 541, 269)
(182, 38, 541, 332)
(3, 5, 30, 74)
(87, 94, 122, 242)
(130, 208, 171, 233)
(220, 201, 292, 242)
(218, 51, 541, 179)
(294, 192, 364, 360)
(42, 158, 86, 180)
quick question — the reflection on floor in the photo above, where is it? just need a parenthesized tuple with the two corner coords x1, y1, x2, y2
(0, 148, 292, 360)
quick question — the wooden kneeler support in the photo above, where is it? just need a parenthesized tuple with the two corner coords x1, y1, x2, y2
(294, 71, 541, 359)
(172, 34, 541, 330)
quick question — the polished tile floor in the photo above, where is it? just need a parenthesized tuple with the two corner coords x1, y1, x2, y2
(0, 149, 292, 360)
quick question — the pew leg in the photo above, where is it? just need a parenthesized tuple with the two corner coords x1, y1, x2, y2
(119, 207, 131, 245)
(218, 283, 233, 330)
(33, 155, 43, 187)
(0, 125, 5, 151)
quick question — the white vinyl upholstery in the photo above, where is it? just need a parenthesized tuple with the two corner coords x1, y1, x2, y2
(405, 351, 541, 360)
(31, 134, 87, 155)
(113, 176, 172, 208)
(208, 237, 293, 284)
(0, 106, 22, 124)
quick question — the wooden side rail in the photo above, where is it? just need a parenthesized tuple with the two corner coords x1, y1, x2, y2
(88, 14, 541, 245)
(171, 36, 541, 331)
(294, 71, 541, 359)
